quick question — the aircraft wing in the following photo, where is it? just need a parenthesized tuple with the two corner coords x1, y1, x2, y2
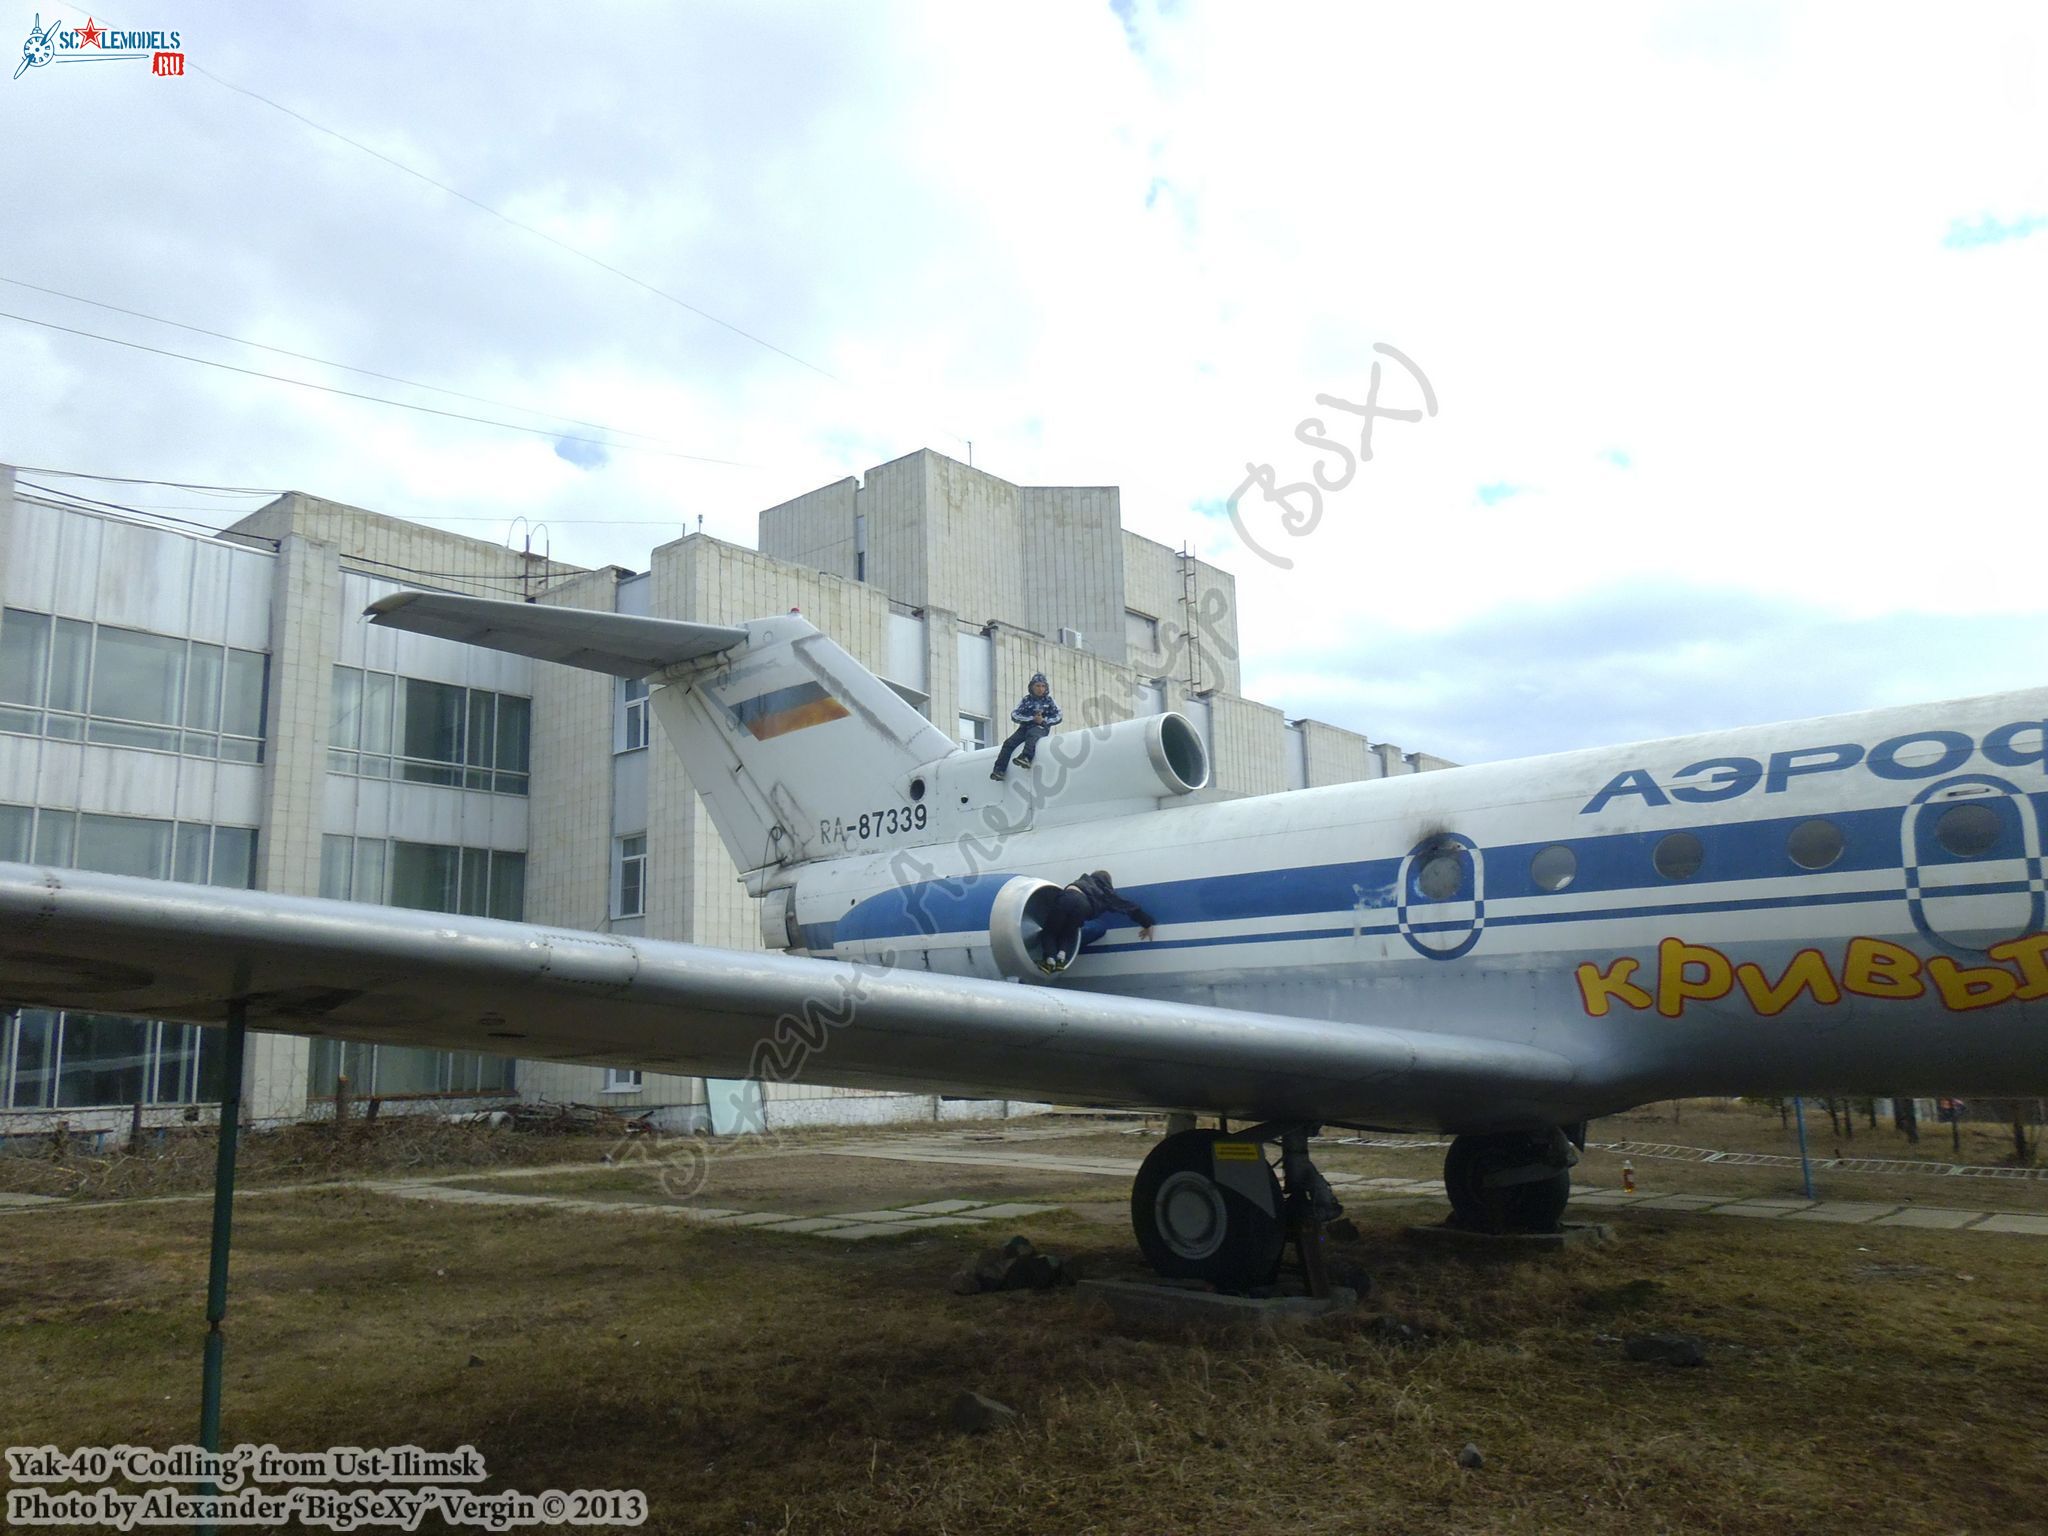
(0, 863, 1581, 1128)
(364, 592, 745, 678)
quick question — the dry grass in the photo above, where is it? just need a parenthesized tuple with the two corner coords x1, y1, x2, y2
(5, 1117, 2046, 1535)
(0, 1111, 1009, 1204)
(0, 1118, 624, 1202)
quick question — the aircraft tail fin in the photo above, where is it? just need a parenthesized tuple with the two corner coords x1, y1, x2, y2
(643, 612, 957, 879)
(369, 594, 957, 882)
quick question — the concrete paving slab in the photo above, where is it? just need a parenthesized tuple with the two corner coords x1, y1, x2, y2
(0, 1192, 62, 1208)
(829, 1209, 928, 1223)
(336, 1136, 2042, 1246)
(1783, 1203, 1900, 1225)
(1875, 1207, 1987, 1230)
(816, 1221, 936, 1241)
(1633, 1195, 1724, 1210)
(1972, 1213, 2048, 1236)
(1731, 1197, 1819, 1209)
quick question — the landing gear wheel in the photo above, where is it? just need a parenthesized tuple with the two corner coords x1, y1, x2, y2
(1131, 1129, 1287, 1290)
(1444, 1133, 1571, 1233)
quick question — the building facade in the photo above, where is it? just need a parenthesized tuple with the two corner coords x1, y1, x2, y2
(0, 451, 1450, 1139)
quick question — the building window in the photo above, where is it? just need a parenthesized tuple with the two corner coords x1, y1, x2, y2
(320, 835, 524, 920)
(1125, 609, 1160, 655)
(0, 803, 27, 863)
(306, 1037, 514, 1100)
(306, 838, 520, 1102)
(957, 714, 989, 751)
(0, 606, 267, 762)
(0, 808, 252, 1110)
(329, 667, 530, 793)
(0, 803, 256, 887)
(604, 1068, 643, 1093)
(617, 676, 649, 752)
(3, 1009, 228, 1110)
(614, 834, 647, 918)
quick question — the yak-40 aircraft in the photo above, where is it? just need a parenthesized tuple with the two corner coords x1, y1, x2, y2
(2, 594, 2045, 1288)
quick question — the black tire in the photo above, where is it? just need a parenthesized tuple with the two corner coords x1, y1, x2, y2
(1130, 1129, 1286, 1290)
(1443, 1133, 1572, 1233)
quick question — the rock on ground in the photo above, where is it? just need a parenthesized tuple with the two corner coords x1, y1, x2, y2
(950, 1236, 1078, 1295)
(949, 1391, 1019, 1434)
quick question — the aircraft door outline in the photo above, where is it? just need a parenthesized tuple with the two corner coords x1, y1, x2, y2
(1397, 831, 1484, 960)
(1902, 773, 2044, 955)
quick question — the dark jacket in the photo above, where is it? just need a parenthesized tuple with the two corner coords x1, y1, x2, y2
(1010, 673, 1062, 728)
(1069, 870, 1156, 929)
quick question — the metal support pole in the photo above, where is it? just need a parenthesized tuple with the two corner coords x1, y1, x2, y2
(199, 1002, 247, 1496)
(1792, 1094, 1816, 1200)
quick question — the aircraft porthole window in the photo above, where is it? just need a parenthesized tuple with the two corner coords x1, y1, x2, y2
(1653, 831, 1704, 881)
(1787, 818, 1845, 871)
(909, 777, 926, 801)
(1416, 847, 1465, 900)
(1529, 844, 1577, 892)
(1935, 802, 2002, 859)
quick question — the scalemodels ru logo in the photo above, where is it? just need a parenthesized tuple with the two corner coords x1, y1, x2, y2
(14, 13, 185, 79)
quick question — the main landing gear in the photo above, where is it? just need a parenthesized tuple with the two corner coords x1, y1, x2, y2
(1130, 1124, 1345, 1293)
(1442, 1127, 1578, 1234)
(1129, 1122, 1582, 1286)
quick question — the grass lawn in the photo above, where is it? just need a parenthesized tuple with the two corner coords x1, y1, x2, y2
(4, 1106, 2045, 1534)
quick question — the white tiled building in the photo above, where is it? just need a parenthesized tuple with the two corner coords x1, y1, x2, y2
(0, 450, 1451, 1138)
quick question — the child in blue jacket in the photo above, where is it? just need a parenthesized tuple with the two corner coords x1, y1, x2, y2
(991, 672, 1060, 779)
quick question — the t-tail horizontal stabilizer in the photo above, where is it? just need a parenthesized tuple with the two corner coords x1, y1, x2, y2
(364, 591, 746, 678)
(367, 592, 957, 879)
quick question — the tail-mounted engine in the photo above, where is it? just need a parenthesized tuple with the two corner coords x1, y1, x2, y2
(828, 874, 1075, 982)
(920, 713, 1209, 828)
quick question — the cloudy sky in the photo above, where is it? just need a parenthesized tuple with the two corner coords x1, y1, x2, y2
(2, 2, 2042, 763)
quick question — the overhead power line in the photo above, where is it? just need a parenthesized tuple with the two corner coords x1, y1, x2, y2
(184, 63, 973, 453)
(9, 466, 281, 494)
(14, 465, 710, 541)
(193, 67, 845, 386)
(0, 310, 757, 468)
(22, 480, 559, 590)
(18, 479, 275, 543)
(2, 275, 717, 455)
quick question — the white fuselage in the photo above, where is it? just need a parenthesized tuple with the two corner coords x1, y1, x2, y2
(795, 687, 2048, 1113)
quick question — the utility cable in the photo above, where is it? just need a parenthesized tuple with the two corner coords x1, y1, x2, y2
(0, 310, 756, 468)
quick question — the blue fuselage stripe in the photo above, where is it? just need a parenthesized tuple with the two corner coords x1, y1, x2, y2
(825, 789, 2048, 954)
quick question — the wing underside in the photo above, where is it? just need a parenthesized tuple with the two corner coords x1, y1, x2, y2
(0, 864, 1581, 1128)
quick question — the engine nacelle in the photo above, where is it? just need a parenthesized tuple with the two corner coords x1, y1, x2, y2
(827, 874, 1072, 982)
(923, 712, 1208, 826)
